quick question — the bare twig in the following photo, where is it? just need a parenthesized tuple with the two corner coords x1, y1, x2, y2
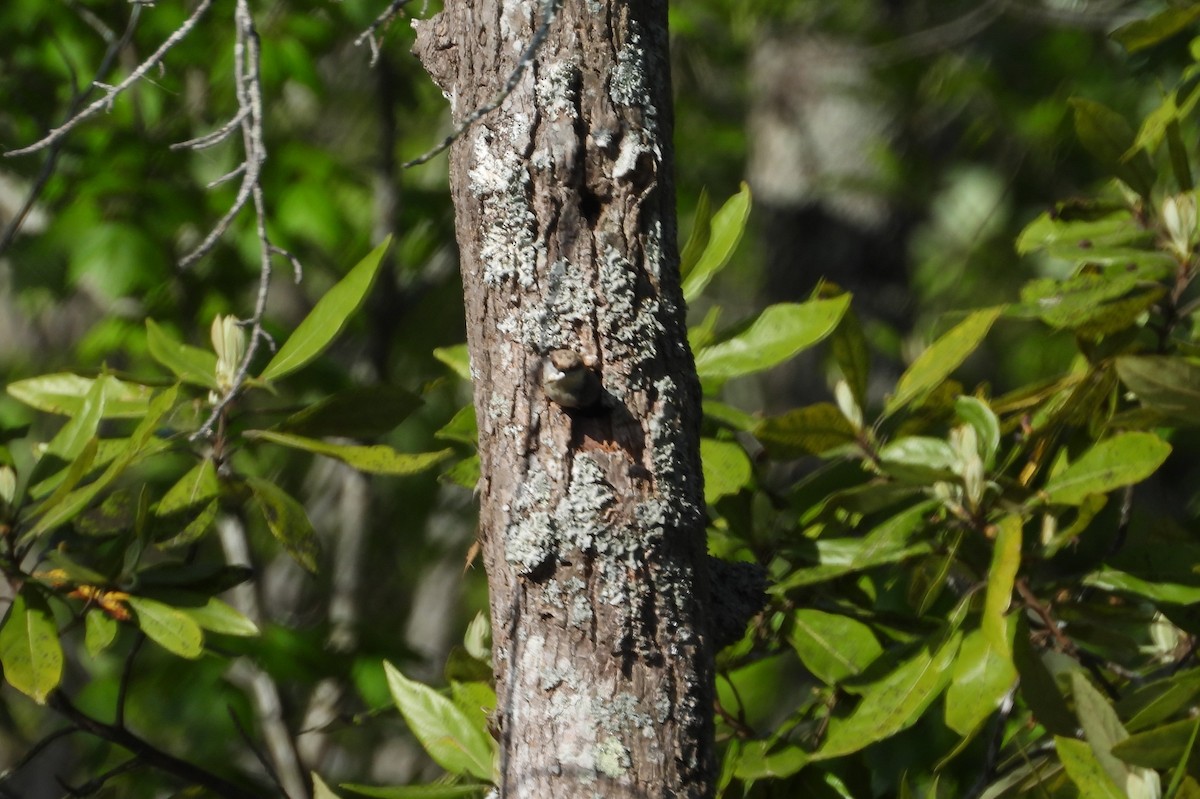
(354, 0, 420, 66)
(0, 3, 143, 258)
(4, 0, 213, 158)
(401, 0, 562, 169)
(48, 692, 260, 799)
(171, 108, 250, 151)
(56, 758, 143, 798)
(115, 632, 146, 730)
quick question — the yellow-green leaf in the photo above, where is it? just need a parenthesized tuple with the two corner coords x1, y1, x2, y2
(682, 182, 751, 301)
(887, 308, 1003, 414)
(7, 373, 154, 418)
(1042, 432, 1171, 505)
(695, 296, 850, 381)
(261, 236, 392, 382)
(246, 476, 320, 572)
(146, 319, 219, 389)
(0, 592, 63, 704)
(1056, 737, 1125, 799)
(127, 596, 204, 659)
(244, 430, 451, 476)
(983, 515, 1021, 656)
(700, 438, 752, 504)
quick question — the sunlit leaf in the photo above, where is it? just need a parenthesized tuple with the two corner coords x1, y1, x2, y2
(158, 460, 219, 516)
(754, 403, 858, 459)
(46, 375, 106, 460)
(1083, 567, 1200, 604)
(383, 661, 494, 782)
(944, 623, 1017, 736)
(877, 436, 957, 483)
(1056, 737, 1125, 799)
(84, 609, 118, 657)
(0, 592, 63, 704)
(174, 597, 258, 637)
(700, 438, 752, 504)
(433, 345, 471, 381)
(127, 596, 204, 658)
(261, 236, 392, 381)
(1072, 671, 1137, 790)
(1112, 6, 1200, 52)
(983, 515, 1021, 656)
(146, 319, 219, 389)
(246, 477, 320, 572)
(695, 296, 850, 381)
(682, 182, 751, 301)
(312, 772, 343, 799)
(7, 373, 154, 418)
(886, 308, 1003, 414)
(955, 396, 1000, 468)
(245, 430, 451, 475)
(813, 630, 962, 760)
(434, 405, 478, 446)
(730, 740, 809, 782)
(789, 609, 883, 686)
(1042, 432, 1171, 505)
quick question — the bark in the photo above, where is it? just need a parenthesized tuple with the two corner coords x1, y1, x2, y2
(413, 2, 714, 797)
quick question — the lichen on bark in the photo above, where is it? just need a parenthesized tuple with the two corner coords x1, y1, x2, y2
(414, 2, 714, 796)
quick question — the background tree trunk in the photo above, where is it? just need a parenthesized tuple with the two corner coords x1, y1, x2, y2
(413, 2, 715, 796)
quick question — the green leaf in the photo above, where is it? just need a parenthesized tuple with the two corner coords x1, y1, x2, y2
(1012, 617, 1078, 738)
(441, 455, 481, 490)
(383, 661, 494, 782)
(312, 772, 343, 799)
(1016, 207, 1151, 257)
(46, 375, 106, 460)
(435, 405, 479, 446)
(983, 515, 1021, 657)
(700, 438, 752, 504)
(754, 403, 858, 459)
(127, 596, 204, 658)
(244, 430, 451, 476)
(84, 609, 118, 657)
(26, 386, 179, 541)
(0, 592, 63, 704)
(156, 499, 219, 549)
(1119, 668, 1200, 732)
(774, 501, 936, 591)
(146, 319, 219, 389)
(1070, 98, 1156, 198)
(1056, 737, 1126, 799)
(1112, 6, 1200, 53)
(1017, 272, 1162, 334)
(813, 630, 962, 760)
(944, 624, 1017, 736)
(1117, 356, 1200, 425)
(877, 436, 957, 483)
(158, 460, 219, 515)
(281, 386, 422, 438)
(175, 597, 258, 637)
(1072, 671, 1136, 789)
(1042, 432, 1171, 505)
(694, 296, 850, 381)
(886, 308, 1003, 414)
(1112, 717, 1200, 769)
(730, 741, 809, 782)
(246, 477, 320, 572)
(682, 182, 752, 302)
(831, 307, 870, 410)
(261, 236, 392, 381)
(7, 373, 155, 418)
(679, 187, 712, 280)
(433, 345, 471, 381)
(955, 396, 1000, 468)
(1083, 567, 1200, 604)
(340, 785, 488, 799)
(789, 609, 883, 686)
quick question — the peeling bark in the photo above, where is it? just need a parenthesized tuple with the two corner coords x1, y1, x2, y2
(413, 1, 714, 796)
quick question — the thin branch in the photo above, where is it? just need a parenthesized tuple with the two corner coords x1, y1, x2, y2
(171, 108, 250, 151)
(0, 726, 80, 788)
(0, 3, 143, 258)
(354, 0, 420, 67)
(401, 0, 562, 169)
(56, 758, 143, 798)
(4, 0, 214, 158)
(48, 692, 260, 799)
(115, 632, 146, 730)
(227, 705, 289, 799)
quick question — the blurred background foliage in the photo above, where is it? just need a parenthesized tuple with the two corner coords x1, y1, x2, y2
(2, 0, 1199, 796)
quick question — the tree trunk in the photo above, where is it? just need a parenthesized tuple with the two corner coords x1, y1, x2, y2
(413, 2, 714, 796)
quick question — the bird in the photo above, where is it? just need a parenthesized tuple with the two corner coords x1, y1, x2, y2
(542, 349, 601, 409)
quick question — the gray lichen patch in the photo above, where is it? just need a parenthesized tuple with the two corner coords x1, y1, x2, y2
(468, 128, 540, 290)
(505, 510, 556, 574)
(535, 60, 580, 118)
(609, 28, 654, 131)
(597, 243, 666, 392)
(647, 375, 700, 526)
(594, 736, 631, 778)
(553, 454, 614, 552)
